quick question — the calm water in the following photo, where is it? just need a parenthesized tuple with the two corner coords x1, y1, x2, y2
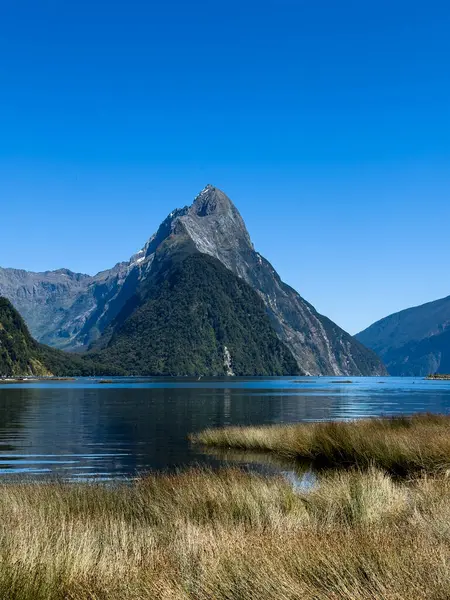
(0, 376, 450, 479)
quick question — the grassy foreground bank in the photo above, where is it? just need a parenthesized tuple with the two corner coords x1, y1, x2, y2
(2, 467, 450, 599)
(192, 413, 450, 474)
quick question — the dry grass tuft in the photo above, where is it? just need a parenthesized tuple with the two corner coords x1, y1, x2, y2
(1, 466, 450, 598)
(192, 413, 450, 474)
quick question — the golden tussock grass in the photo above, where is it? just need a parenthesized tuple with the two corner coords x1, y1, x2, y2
(191, 413, 450, 474)
(1, 466, 450, 599)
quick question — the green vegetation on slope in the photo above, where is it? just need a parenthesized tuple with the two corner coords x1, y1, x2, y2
(0, 297, 54, 376)
(192, 413, 450, 475)
(0, 297, 117, 377)
(1, 466, 450, 599)
(94, 253, 299, 376)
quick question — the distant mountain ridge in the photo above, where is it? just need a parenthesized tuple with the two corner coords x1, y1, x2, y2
(356, 295, 450, 375)
(0, 185, 386, 376)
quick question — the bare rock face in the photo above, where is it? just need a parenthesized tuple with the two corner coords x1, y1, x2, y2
(0, 262, 137, 349)
(0, 267, 93, 348)
(0, 185, 386, 375)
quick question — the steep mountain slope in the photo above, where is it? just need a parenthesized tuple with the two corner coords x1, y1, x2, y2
(1, 185, 386, 375)
(0, 297, 113, 377)
(0, 297, 51, 376)
(0, 267, 92, 347)
(119, 185, 384, 375)
(356, 296, 450, 376)
(92, 253, 299, 376)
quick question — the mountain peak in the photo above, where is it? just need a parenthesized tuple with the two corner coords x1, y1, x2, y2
(190, 184, 234, 217)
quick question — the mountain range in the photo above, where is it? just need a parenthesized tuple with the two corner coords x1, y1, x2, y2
(356, 295, 450, 376)
(1, 185, 386, 376)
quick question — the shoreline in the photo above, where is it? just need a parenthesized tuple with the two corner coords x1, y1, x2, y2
(0, 415, 448, 597)
(191, 413, 450, 475)
(0, 377, 77, 384)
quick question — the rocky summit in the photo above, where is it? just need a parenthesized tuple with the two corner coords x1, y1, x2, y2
(0, 185, 386, 376)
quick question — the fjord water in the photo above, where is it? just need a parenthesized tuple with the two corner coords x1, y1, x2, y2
(1, 377, 450, 479)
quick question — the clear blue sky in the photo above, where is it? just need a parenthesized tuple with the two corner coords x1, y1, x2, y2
(1, 0, 449, 334)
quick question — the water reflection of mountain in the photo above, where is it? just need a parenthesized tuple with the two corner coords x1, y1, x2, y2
(0, 379, 449, 477)
(0, 388, 31, 452)
(0, 385, 335, 476)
